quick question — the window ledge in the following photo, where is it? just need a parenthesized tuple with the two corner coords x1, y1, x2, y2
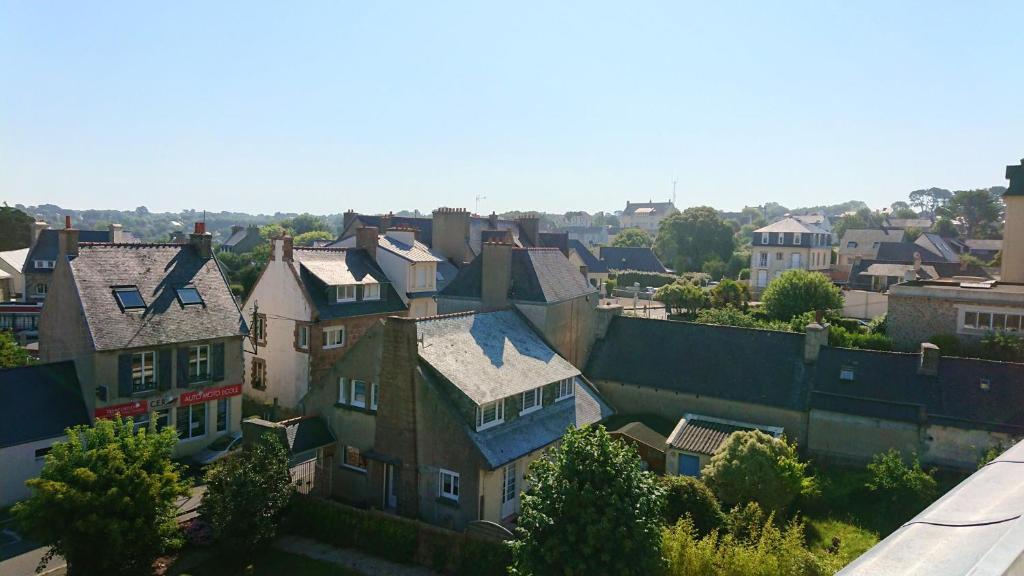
(555, 395, 574, 403)
(519, 406, 542, 417)
(435, 496, 460, 509)
(340, 464, 368, 475)
(334, 403, 377, 415)
(476, 420, 504, 432)
(323, 344, 346, 350)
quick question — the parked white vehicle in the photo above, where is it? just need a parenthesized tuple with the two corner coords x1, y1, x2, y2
(191, 431, 243, 467)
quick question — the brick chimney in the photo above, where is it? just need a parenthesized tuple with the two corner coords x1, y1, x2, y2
(918, 342, 940, 376)
(803, 322, 829, 363)
(57, 215, 79, 259)
(356, 226, 379, 261)
(108, 223, 123, 243)
(374, 316, 421, 519)
(432, 207, 471, 265)
(189, 222, 212, 259)
(516, 214, 540, 247)
(482, 241, 513, 309)
(269, 233, 293, 262)
(488, 211, 498, 228)
(30, 220, 49, 249)
(380, 212, 393, 235)
(342, 209, 358, 233)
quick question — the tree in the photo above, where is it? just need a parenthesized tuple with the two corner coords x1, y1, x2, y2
(701, 257, 727, 280)
(200, 433, 293, 560)
(761, 269, 842, 321)
(866, 449, 938, 527)
(832, 207, 883, 240)
(709, 279, 750, 310)
(655, 207, 735, 273)
(0, 205, 34, 250)
(655, 283, 708, 318)
(930, 217, 959, 238)
(908, 187, 952, 214)
(281, 213, 331, 236)
(0, 330, 34, 368)
(511, 426, 665, 576)
(13, 417, 191, 576)
(940, 189, 1003, 238)
(661, 475, 723, 535)
(702, 430, 810, 515)
(612, 227, 653, 248)
(292, 230, 334, 247)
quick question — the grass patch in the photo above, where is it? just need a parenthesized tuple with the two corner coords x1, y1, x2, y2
(177, 549, 358, 576)
(805, 517, 878, 566)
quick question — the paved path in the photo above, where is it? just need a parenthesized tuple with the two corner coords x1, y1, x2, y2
(274, 535, 439, 576)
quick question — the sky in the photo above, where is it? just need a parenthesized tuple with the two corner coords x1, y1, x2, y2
(2, 1, 1022, 216)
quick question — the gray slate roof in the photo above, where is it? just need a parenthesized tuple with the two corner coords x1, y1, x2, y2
(70, 244, 248, 351)
(378, 235, 443, 263)
(599, 246, 668, 273)
(416, 310, 580, 405)
(0, 361, 89, 448)
(754, 217, 828, 235)
(281, 416, 336, 455)
(294, 248, 407, 320)
(460, 375, 611, 469)
(438, 248, 596, 304)
(568, 239, 608, 273)
(838, 441, 1024, 576)
(25, 229, 137, 273)
(587, 316, 810, 411)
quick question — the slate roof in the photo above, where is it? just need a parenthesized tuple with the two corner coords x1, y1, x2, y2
(598, 246, 669, 273)
(754, 217, 828, 235)
(69, 244, 248, 351)
(438, 248, 596, 304)
(221, 227, 248, 247)
(0, 248, 29, 273)
(377, 235, 443, 263)
(293, 248, 407, 320)
(810, 347, 1024, 432)
(667, 414, 783, 455)
(586, 316, 810, 411)
(0, 361, 89, 448)
(416, 310, 580, 405)
(839, 228, 905, 249)
(611, 421, 667, 451)
(348, 215, 434, 246)
(848, 259, 991, 289)
(914, 234, 961, 262)
(456, 374, 611, 469)
(280, 416, 336, 455)
(1006, 159, 1024, 197)
(25, 229, 138, 273)
(963, 239, 1002, 252)
(874, 241, 946, 263)
(568, 239, 607, 273)
(838, 441, 1024, 576)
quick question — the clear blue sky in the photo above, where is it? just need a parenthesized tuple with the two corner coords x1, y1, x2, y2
(2, 1, 1021, 216)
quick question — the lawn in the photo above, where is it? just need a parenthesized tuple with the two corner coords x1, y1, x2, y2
(805, 516, 878, 566)
(175, 549, 357, 576)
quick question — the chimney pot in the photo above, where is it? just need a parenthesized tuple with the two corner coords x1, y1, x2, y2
(194, 222, 206, 235)
(803, 322, 829, 364)
(189, 223, 212, 259)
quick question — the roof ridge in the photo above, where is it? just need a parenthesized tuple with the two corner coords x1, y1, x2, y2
(413, 309, 490, 323)
(79, 242, 180, 248)
(294, 246, 353, 253)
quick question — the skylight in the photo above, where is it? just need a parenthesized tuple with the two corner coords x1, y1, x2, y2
(176, 286, 203, 306)
(113, 287, 146, 310)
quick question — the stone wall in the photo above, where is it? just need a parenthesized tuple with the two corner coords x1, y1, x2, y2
(887, 292, 961, 351)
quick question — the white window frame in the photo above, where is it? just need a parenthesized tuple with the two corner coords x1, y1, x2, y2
(777, 233, 785, 245)
(189, 344, 210, 382)
(342, 445, 368, 472)
(35, 283, 48, 296)
(439, 468, 460, 501)
(338, 377, 348, 404)
(296, 324, 309, 350)
(957, 305, 1024, 335)
(756, 269, 768, 288)
(475, 399, 505, 431)
(757, 252, 768, 267)
(520, 387, 542, 416)
(502, 462, 517, 504)
(351, 379, 368, 409)
(794, 233, 801, 245)
(216, 399, 229, 432)
(847, 241, 858, 249)
(363, 283, 380, 301)
(761, 232, 769, 245)
(335, 285, 356, 303)
(177, 402, 207, 440)
(251, 358, 266, 389)
(371, 382, 379, 411)
(556, 378, 575, 401)
(34, 260, 55, 269)
(132, 351, 157, 393)
(324, 326, 346, 349)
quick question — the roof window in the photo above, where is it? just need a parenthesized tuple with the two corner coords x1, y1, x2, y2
(113, 287, 146, 311)
(176, 286, 203, 306)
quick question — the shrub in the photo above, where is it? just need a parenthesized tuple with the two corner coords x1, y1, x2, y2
(284, 497, 418, 563)
(980, 332, 1024, 362)
(927, 333, 962, 356)
(829, 326, 893, 351)
(709, 279, 750, 309)
(614, 270, 679, 289)
(656, 283, 709, 317)
(866, 449, 938, 527)
(723, 501, 767, 541)
(977, 443, 1011, 469)
(867, 314, 887, 335)
(696, 307, 792, 332)
(661, 475, 724, 535)
(761, 269, 843, 321)
(702, 431, 812, 515)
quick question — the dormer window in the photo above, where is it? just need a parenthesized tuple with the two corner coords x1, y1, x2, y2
(113, 287, 146, 311)
(476, 399, 505, 431)
(556, 378, 575, 401)
(777, 233, 785, 245)
(335, 285, 356, 303)
(363, 283, 380, 301)
(176, 286, 203, 306)
(520, 387, 542, 415)
(761, 233, 769, 244)
(794, 233, 802, 245)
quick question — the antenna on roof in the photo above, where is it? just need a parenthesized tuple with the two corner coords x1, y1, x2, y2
(672, 180, 677, 205)
(475, 195, 487, 214)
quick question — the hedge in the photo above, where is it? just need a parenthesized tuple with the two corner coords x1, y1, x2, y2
(283, 496, 511, 576)
(611, 270, 679, 289)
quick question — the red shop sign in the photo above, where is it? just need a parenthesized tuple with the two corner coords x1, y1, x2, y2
(95, 400, 149, 419)
(179, 383, 242, 407)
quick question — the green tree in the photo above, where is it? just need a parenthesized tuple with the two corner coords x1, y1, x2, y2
(908, 187, 952, 214)
(702, 430, 811, 515)
(761, 269, 843, 321)
(940, 189, 1003, 238)
(200, 433, 293, 560)
(709, 279, 750, 309)
(832, 207, 884, 240)
(13, 417, 191, 576)
(930, 217, 959, 237)
(661, 475, 724, 535)
(511, 426, 665, 576)
(656, 283, 708, 318)
(701, 257, 727, 280)
(0, 205, 34, 250)
(0, 330, 34, 368)
(281, 213, 331, 236)
(655, 207, 735, 272)
(612, 227, 653, 248)
(292, 230, 335, 247)
(216, 245, 270, 299)
(866, 449, 938, 527)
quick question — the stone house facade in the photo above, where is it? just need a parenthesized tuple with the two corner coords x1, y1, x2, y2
(619, 201, 678, 236)
(749, 217, 832, 296)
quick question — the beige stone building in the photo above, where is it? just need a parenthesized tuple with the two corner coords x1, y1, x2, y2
(619, 201, 678, 236)
(748, 217, 832, 297)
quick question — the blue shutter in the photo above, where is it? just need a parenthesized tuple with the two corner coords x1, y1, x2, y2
(117, 353, 133, 398)
(212, 342, 225, 381)
(158, 349, 172, 390)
